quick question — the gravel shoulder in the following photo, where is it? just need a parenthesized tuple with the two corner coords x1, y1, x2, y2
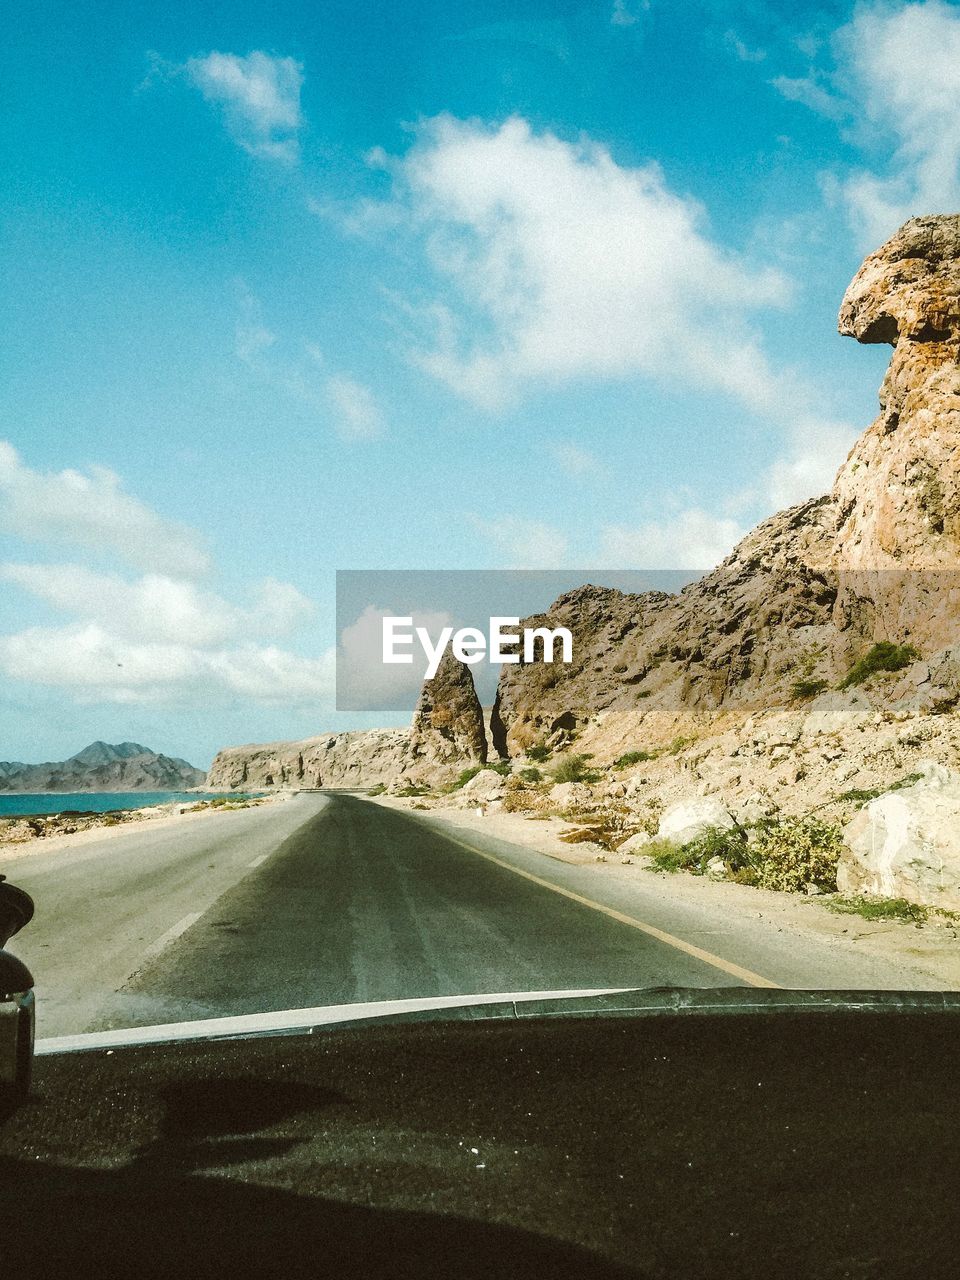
(372, 794, 960, 990)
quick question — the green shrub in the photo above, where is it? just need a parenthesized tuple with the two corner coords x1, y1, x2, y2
(519, 767, 543, 783)
(448, 766, 482, 791)
(484, 761, 512, 776)
(836, 772, 924, 809)
(396, 784, 429, 797)
(614, 750, 656, 769)
(367, 783, 386, 796)
(791, 678, 828, 701)
(827, 896, 928, 924)
(840, 642, 919, 688)
(750, 817, 843, 892)
(836, 786, 882, 807)
(680, 824, 754, 876)
(526, 744, 552, 763)
(641, 837, 691, 873)
(889, 771, 923, 791)
(665, 735, 695, 755)
(551, 753, 599, 784)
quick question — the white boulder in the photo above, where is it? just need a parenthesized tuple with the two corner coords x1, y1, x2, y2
(548, 781, 595, 809)
(460, 769, 507, 800)
(839, 760, 960, 910)
(656, 797, 735, 846)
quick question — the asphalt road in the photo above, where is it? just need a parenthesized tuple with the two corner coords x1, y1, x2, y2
(4, 792, 734, 1038)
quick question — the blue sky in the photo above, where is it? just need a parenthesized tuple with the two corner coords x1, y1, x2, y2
(2, 0, 958, 766)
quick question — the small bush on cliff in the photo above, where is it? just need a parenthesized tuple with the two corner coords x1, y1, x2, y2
(519, 766, 543, 783)
(840, 641, 919, 688)
(551, 753, 599, 784)
(750, 817, 843, 892)
(791, 678, 828, 701)
(484, 761, 512, 776)
(614, 750, 656, 769)
(526, 744, 552, 762)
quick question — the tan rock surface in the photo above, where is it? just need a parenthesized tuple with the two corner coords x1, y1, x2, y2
(404, 650, 487, 775)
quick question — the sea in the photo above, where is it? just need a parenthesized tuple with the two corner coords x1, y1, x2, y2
(0, 792, 231, 819)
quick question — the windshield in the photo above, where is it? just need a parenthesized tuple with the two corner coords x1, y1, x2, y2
(2, 3, 959, 1056)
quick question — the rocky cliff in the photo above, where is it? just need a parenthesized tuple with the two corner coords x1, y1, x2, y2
(0, 741, 206, 792)
(206, 729, 408, 791)
(490, 215, 960, 761)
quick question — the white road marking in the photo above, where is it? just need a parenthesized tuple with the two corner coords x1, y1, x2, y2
(247, 853, 269, 868)
(140, 912, 201, 962)
(36, 987, 629, 1055)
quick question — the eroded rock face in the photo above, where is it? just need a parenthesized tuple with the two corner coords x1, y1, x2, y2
(839, 761, 960, 911)
(834, 215, 960, 652)
(405, 651, 487, 772)
(490, 498, 844, 759)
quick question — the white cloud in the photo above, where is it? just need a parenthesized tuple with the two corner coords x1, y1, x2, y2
(471, 506, 743, 572)
(598, 509, 745, 569)
(0, 624, 334, 706)
(0, 441, 210, 577)
(770, 73, 844, 120)
(378, 115, 790, 413)
(611, 0, 647, 27)
(727, 31, 767, 63)
(0, 448, 329, 709)
(469, 515, 571, 569)
(186, 51, 304, 164)
(337, 605, 453, 709)
(325, 375, 385, 441)
(0, 564, 314, 648)
(233, 290, 386, 442)
(837, 0, 960, 246)
(762, 416, 857, 510)
(771, 2, 960, 247)
(546, 441, 609, 480)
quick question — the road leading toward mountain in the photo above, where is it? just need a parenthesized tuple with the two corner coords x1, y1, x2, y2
(4, 792, 943, 1040)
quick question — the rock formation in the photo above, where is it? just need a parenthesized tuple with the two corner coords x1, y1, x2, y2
(404, 650, 487, 773)
(0, 741, 206, 792)
(833, 215, 960, 652)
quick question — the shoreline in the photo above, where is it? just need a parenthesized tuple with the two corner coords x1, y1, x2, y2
(0, 791, 287, 861)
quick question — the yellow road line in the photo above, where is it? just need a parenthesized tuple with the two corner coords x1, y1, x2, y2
(435, 827, 781, 990)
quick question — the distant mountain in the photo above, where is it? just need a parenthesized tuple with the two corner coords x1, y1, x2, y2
(66, 741, 152, 767)
(0, 742, 207, 793)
